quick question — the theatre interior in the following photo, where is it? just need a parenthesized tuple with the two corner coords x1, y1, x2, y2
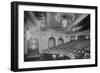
(24, 11, 90, 61)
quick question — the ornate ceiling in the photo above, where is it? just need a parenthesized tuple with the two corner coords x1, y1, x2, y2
(24, 11, 90, 33)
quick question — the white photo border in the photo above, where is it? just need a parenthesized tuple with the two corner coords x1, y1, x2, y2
(18, 5, 96, 68)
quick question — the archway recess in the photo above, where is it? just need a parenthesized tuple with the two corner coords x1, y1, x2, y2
(58, 38, 64, 45)
(48, 37, 56, 48)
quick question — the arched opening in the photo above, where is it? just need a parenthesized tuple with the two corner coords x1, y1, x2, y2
(48, 37, 56, 48)
(58, 38, 64, 45)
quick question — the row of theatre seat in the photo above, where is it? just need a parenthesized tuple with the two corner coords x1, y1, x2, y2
(42, 39, 90, 59)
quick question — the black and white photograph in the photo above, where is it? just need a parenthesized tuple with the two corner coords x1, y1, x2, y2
(11, 1, 97, 71)
(24, 11, 90, 62)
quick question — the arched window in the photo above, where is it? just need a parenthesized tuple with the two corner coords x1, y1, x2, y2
(58, 38, 64, 45)
(48, 37, 56, 48)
